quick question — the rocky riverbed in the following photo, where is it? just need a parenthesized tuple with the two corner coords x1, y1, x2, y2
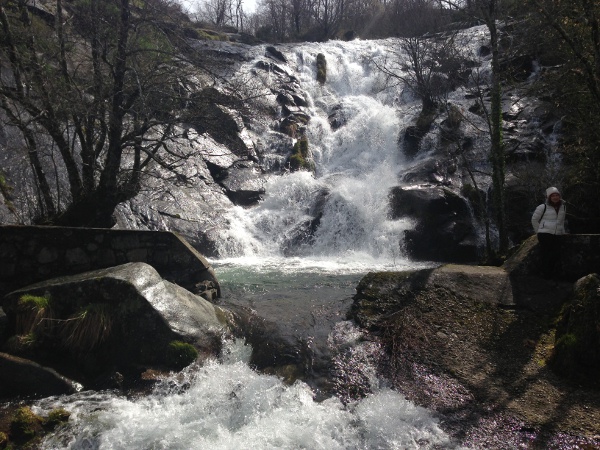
(1, 238, 599, 448)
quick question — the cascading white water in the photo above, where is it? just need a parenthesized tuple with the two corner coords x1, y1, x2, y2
(38, 339, 456, 450)
(215, 39, 421, 273)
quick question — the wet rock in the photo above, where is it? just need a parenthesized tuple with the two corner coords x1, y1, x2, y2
(281, 188, 329, 255)
(188, 100, 253, 158)
(266, 46, 287, 63)
(255, 60, 289, 76)
(402, 125, 425, 158)
(389, 186, 479, 263)
(281, 216, 322, 256)
(217, 161, 266, 206)
(0, 353, 80, 399)
(1, 263, 226, 389)
(328, 105, 348, 130)
(552, 273, 600, 376)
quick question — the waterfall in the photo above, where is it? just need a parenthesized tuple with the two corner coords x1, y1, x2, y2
(214, 40, 420, 272)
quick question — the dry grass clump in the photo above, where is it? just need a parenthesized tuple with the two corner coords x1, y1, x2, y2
(59, 303, 113, 353)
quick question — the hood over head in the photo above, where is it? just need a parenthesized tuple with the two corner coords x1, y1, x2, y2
(546, 187, 560, 198)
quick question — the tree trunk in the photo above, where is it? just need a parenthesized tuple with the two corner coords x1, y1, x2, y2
(487, 14, 509, 254)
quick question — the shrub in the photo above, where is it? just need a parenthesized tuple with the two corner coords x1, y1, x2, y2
(166, 340, 198, 370)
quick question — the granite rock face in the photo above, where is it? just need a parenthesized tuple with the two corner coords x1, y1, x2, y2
(1, 263, 226, 392)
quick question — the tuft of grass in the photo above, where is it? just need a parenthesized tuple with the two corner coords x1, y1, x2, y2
(60, 303, 113, 352)
(15, 294, 53, 335)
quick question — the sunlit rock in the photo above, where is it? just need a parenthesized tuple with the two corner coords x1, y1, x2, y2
(1, 263, 226, 390)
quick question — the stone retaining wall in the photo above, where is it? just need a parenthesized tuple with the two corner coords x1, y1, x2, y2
(0, 226, 220, 299)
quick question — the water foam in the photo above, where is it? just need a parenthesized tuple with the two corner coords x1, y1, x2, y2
(39, 341, 455, 450)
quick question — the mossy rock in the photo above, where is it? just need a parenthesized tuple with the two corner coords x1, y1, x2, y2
(288, 138, 314, 172)
(551, 274, 600, 378)
(45, 408, 71, 428)
(10, 407, 43, 442)
(166, 340, 198, 370)
(316, 53, 327, 84)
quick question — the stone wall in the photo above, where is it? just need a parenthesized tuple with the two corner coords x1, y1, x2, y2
(0, 226, 220, 299)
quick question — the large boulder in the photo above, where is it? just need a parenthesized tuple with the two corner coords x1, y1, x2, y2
(551, 273, 600, 377)
(389, 186, 479, 263)
(503, 234, 600, 282)
(347, 264, 599, 440)
(1, 263, 226, 388)
(350, 265, 515, 331)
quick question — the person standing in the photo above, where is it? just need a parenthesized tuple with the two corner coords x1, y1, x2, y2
(531, 187, 568, 278)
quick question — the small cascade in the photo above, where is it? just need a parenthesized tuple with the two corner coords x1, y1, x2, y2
(38, 339, 456, 450)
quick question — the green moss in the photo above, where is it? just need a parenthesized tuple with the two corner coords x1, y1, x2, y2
(44, 408, 71, 428)
(10, 407, 42, 441)
(166, 340, 198, 369)
(288, 138, 314, 172)
(289, 153, 305, 171)
(196, 29, 229, 41)
(316, 53, 327, 84)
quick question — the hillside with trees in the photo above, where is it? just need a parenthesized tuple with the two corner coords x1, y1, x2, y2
(192, 0, 600, 238)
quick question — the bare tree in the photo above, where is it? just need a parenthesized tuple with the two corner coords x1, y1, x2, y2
(373, 32, 463, 111)
(0, 0, 234, 226)
(440, 0, 510, 255)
